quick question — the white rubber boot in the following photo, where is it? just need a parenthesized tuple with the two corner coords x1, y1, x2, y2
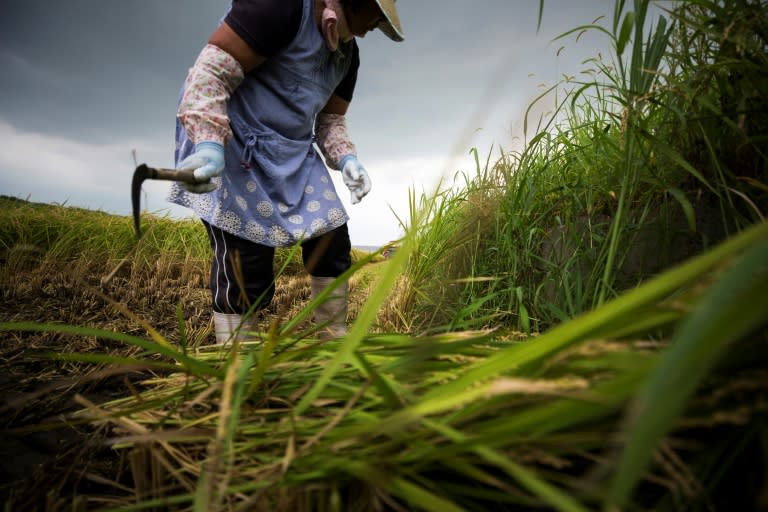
(310, 276, 348, 338)
(212, 311, 255, 345)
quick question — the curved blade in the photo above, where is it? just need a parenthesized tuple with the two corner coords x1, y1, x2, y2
(131, 164, 150, 239)
(131, 164, 198, 239)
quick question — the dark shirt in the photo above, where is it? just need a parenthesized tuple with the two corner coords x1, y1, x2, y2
(225, 0, 359, 102)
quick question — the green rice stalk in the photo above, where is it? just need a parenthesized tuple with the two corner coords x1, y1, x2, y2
(0, 322, 222, 379)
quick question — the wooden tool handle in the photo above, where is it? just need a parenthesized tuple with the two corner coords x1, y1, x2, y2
(147, 167, 200, 184)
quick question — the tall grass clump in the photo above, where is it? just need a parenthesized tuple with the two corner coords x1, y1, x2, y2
(657, 0, 768, 226)
(397, 0, 767, 333)
(0, 196, 208, 273)
(385, 177, 494, 332)
(0, 196, 310, 280)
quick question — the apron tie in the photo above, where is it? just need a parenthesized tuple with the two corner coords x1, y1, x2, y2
(240, 133, 258, 169)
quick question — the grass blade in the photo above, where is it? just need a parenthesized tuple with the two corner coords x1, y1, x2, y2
(0, 322, 222, 379)
(391, 477, 466, 512)
(616, 10, 635, 56)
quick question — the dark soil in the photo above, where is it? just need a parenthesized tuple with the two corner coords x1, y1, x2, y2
(0, 253, 215, 510)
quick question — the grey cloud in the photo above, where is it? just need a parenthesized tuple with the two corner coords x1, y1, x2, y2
(0, 0, 631, 244)
(0, 1, 227, 142)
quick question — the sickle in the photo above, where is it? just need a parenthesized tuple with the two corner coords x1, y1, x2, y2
(131, 164, 199, 239)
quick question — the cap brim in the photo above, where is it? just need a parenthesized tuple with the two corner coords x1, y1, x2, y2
(374, 0, 404, 41)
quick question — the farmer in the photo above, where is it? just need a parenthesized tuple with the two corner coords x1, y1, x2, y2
(168, 0, 404, 344)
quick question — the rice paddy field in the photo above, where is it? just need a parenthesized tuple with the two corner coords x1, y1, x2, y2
(2, 1, 767, 511)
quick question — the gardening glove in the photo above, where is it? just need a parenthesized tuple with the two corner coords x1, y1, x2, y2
(339, 154, 371, 204)
(177, 141, 225, 193)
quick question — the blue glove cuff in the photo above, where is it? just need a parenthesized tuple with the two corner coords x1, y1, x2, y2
(339, 154, 358, 169)
(196, 141, 224, 152)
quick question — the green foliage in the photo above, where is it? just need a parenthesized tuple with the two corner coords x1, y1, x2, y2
(0, 196, 209, 271)
(0, 196, 310, 276)
(400, 0, 768, 333)
(659, 0, 768, 223)
(0, 195, 149, 258)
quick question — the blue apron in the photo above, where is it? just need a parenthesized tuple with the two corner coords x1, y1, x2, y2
(169, 0, 354, 247)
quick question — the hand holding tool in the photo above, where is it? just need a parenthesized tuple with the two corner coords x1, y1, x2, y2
(131, 143, 225, 238)
(177, 141, 225, 193)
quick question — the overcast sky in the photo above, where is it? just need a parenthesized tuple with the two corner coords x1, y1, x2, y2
(1, 1, 623, 246)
